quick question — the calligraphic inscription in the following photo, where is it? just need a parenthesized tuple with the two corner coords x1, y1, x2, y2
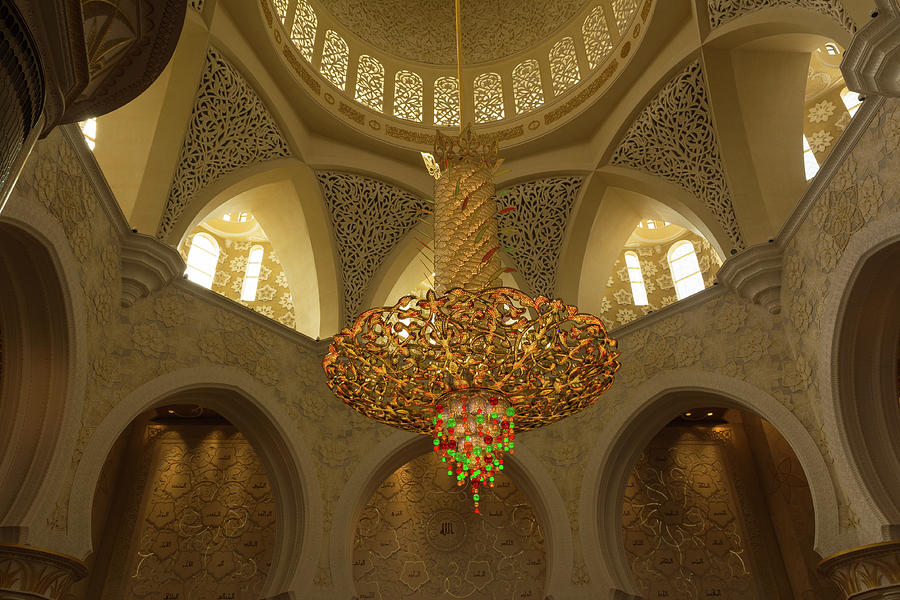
(354, 451, 546, 598)
(622, 440, 756, 599)
(115, 425, 275, 599)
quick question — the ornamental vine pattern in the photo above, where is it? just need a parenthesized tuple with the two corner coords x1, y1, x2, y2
(474, 72, 505, 123)
(706, 0, 855, 32)
(582, 5, 613, 70)
(513, 60, 544, 114)
(320, 30, 350, 90)
(156, 48, 292, 239)
(355, 55, 385, 112)
(611, 61, 746, 249)
(611, 0, 637, 34)
(316, 171, 429, 319)
(394, 70, 423, 122)
(496, 176, 584, 297)
(549, 37, 581, 97)
(434, 76, 460, 127)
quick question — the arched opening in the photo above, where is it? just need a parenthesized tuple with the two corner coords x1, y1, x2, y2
(78, 403, 278, 598)
(834, 239, 900, 524)
(594, 217, 721, 329)
(0, 223, 72, 527)
(180, 202, 309, 333)
(352, 449, 547, 599)
(621, 407, 839, 598)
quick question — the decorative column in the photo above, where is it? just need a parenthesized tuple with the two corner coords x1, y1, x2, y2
(819, 541, 900, 599)
(0, 0, 44, 212)
(0, 543, 87, 599)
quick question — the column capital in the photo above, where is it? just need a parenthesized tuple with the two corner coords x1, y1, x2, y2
(819, 541, 900, 599)
(0, 543, 87, 599)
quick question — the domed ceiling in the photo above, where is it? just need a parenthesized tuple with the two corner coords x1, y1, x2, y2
(314, 0, 592, 65)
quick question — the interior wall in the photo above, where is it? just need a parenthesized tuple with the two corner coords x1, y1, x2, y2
(87, 419, 276, 599)
(352, 450, 547, 600)
(622, 412, 839, 599)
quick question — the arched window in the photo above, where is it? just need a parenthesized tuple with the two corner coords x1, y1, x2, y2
(802, 135, 819, 181)
(394, 70, 423, 122)
(840, 87, 862, 117)
(512, 60, 543, 114)
(273, 0, 288, 22)
(824, 42, 840, 55)
(185, 233, 219, 289)
(241, 245, 265, 301)
(549, 37, 580, 96)
(667, 240, 704, 300)
(624, 251, 649, 306)
(320, 30, 349, 90)
(612, 0, 636, 34)
(79, 118, 97, 150)
(290, 0, 317, 62)
(434, 76, 460, 127)
(582, 6, 613, 69)
(355, 55, 385, 111)
(474, 72, 504, 123)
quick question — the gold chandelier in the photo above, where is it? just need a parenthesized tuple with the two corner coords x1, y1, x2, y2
(323, 0, 620, 512)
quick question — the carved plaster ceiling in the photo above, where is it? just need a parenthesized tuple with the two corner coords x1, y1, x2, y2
(612, 60, 746, 250)
(314, 0, 591, 65)
(316, 171, 429, 320)
(706, 0, 856, 31)
(497, 176, 584, 298)
(158, 47, 292, 239)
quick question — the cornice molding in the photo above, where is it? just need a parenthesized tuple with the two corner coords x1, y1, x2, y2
(0, 542, 87, 598)
(120, 233, 185, 307)
(717, 241, 783, 314)
(842, 0, 900, 98)
(819, 541, 900, 599)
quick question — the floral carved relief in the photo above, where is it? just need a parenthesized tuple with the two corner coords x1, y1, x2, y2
(611, 61, 745, 249)
(316, 171, 429, 319)
(157, 47, 292, 239)
(706, 0, 855, 32)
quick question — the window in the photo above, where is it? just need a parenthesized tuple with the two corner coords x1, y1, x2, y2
(624, 251, 649, 306)
(824, 42, 840, 55)
(612, 0, 637, 34)
(582, 6, 613, 69)
(290, 0, 317, 62)
(394, 70, 423, 122)
(79, 118, 97, 150)
(667, 240, 704, 300)
(185, 233, 219, 289)
(240, 245, 265, 301)
(223, 211, 249, 223)
(840, 87, 862, 117)
(355, 55, 385, 111)
(512, 60, 544, 114)
(474, 72, 504, 123)
(549, 37, 581, 96)
(434, 76, 460, 127)
(272, 0, 288, 22)
(320, 30, 349, 90)
(802, 135, 819, 181)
